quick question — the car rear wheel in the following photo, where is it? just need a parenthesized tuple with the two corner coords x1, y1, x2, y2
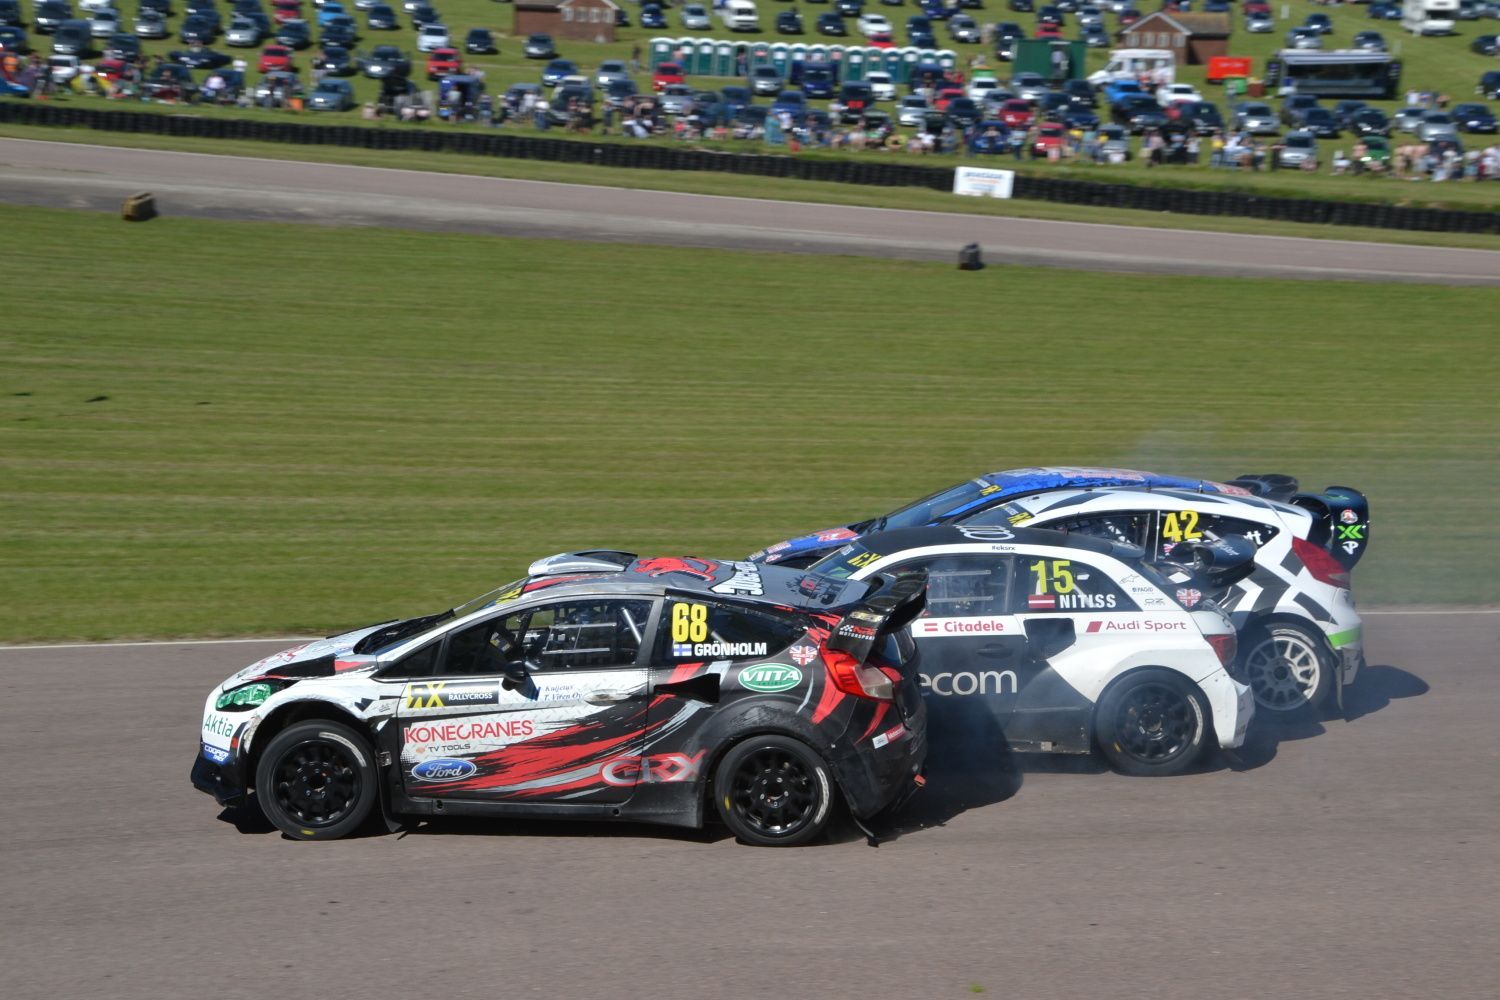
(1239, 623, 1333, 717)
(254, 720, 377, 840)
(1096, 669, 1210, 777)
(714, 735, 834, 847)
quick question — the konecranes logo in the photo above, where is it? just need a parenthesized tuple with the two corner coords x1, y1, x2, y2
(738, 663, 803, 693)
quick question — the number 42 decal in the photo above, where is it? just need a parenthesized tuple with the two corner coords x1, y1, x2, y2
(1161, 511, 1202, 543)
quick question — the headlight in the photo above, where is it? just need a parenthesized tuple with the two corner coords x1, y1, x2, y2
(215, 680, 283, 711)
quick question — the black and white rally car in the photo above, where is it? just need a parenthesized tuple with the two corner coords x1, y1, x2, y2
(809, 525, 1255, 776)
(194, 553, 928, 846)
(960, 484, 1370, 715)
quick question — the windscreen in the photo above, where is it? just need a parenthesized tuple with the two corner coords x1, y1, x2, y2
(878, 478, 997, 530)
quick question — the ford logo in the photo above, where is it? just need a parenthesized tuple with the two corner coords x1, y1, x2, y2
(412, 758, 477, 783)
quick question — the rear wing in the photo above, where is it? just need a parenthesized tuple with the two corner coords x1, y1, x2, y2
(1225, 472, 1300, 503)
(1161, 535, 1258, 593)
(1290, 486, 1370, 571)
(825, 570, 927, 662)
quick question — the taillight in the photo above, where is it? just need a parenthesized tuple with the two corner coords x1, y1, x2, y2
(1292, 536, 1350, 589)
(1207, 633, 1237, 668)
(824, 649, 894, 701)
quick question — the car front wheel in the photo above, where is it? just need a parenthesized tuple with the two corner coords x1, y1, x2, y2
(254, 720, 378, 840)
(1096, 669, 1211, 777)
(713, 735, 835, 847)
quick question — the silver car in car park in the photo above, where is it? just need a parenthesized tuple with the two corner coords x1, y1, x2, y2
(660, 82, 694, 115)
(898, 94, 931, 125)
(749, 64, 782, 95)
(89, 6, 120, 35)
(594, 58, 629, 88)
(1277, 130, 1319, 168)
(134, 9, 168, 36)
(225, 15, 261, 45)
(1392, 105, 1428, 133)
(1417, 112, 1458, 141)
(1233, 100, 1280, 135)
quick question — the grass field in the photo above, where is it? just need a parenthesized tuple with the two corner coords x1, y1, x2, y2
(2, 203, 1497, 641)
(11, 0, 1500, 210)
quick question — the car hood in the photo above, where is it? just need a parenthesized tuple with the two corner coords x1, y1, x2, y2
(218, 624, 388, 690)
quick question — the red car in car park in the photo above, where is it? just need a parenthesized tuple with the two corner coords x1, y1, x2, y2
(651, 60, 684, 91)
(272, 0, 302, 24)
(934, 85, 965, 110)
(999, 98, 1034, 128)
(1035, 23, 1062, 37)
(425, 46, 462, 79)
(1032, 121, 1068, 156)
(259, 44, 295, 72)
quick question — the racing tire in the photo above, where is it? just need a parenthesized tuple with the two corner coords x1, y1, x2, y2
(254, 720, 378, 841)
(1238, 622, 1334, 718)
(713, 735, 835, 847)
(1095, 669, 1211, 777)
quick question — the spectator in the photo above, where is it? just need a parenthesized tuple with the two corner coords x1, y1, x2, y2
(1332, 148, 1351, 175)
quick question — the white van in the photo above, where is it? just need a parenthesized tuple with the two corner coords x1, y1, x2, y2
(720, 0, 759, 32)
(1401, 0, 1457, 34)
(1086, 48, 1176, 88)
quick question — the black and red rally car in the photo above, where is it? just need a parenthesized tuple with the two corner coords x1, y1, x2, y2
(194, 552, 928, 846)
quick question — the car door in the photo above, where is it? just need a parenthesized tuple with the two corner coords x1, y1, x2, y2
(394, 597, 657, 803)
(1007, 550, 1138, 751)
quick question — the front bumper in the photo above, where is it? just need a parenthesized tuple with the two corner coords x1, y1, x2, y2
(191, 751, 248, 807)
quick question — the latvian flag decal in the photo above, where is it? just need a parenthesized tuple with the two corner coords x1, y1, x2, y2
(1028, 594, 1057, 610)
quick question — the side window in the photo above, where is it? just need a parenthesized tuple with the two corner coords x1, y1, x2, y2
(442, 611, 529, 676)
(893, 555, 1012, 617)
(385, 639, 441, 679)
(1048, 512, 1151, 548)
(522, 600, 655, 671)
(1155, 510, 1279, 557)
(1016, 555, 1135, 613)
(660, 598, 805, 662)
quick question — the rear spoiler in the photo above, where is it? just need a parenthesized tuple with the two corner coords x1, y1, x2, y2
(825, 570, 927, 662)
(1289, 486, 1369, 571)
(527, 550, 638, 577)
(1225, 472, 1300, 503)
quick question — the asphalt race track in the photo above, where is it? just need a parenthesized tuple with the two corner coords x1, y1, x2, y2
(2, 137, 1500, 284)
(1, 612, 1496, 1000)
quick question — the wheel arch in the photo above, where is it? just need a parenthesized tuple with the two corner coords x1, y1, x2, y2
(243, 699, 371, 784)
(1236, 611, 1337, 660)
(1091, 664, 1217, 747)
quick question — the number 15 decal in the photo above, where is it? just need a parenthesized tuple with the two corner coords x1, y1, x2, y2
(1031, 559, 1075, 594)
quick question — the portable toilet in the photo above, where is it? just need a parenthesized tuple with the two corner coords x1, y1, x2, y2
(844, 48, 864, 81)
(695, 39, 716, 75)
(898, 47, 920, 84)
(936, 49, 957, 74)
(749, 42, 772, 69)
(650, 37, 675, 69)
(789, 43, 808, 66)
(714, 41, 735, 76)
(770, 42, 790, 75)
(808, 43, 829, 64)
(673, 37, 695, 65)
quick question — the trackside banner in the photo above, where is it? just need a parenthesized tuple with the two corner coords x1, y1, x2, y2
(953, 167, 1015, 199)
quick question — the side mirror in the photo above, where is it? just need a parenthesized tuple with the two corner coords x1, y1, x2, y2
(1024, 617, 1075, 659)
(501, 661, 530, 685)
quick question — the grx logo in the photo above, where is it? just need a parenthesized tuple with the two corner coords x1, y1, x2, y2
(1337, 525, 1365, 542)
(404, 682, 447, 710)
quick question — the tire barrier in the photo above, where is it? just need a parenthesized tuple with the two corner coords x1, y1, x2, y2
(3, 101, 1497, 235)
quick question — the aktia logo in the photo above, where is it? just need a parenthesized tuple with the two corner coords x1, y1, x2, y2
(738, 663, 803, 693)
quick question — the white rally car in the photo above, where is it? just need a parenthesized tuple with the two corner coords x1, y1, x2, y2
(810, 525, 1254, 776)
(959, 485, 1369, 716)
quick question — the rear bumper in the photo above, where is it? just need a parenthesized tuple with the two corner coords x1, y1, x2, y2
(1197, 668, 1254, 750)
(191, 751, 248, 808)
(831, 700, 928, 819)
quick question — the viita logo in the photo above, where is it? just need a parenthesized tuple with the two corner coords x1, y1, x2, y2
(738, 663, 803, 693)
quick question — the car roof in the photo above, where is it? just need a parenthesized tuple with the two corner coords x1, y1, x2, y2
(849, 525, 1122, 559)
(1004, 485, 1301, 522)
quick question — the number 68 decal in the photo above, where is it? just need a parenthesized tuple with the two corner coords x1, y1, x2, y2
(671, 603, 709, 643)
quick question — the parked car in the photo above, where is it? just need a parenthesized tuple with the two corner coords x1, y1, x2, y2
(1280, 93, 1320, 126)
(1353, 29, 1387, 51)
(274, 18, 309, 47)
(258, 42, 294, 70)
(134, 9, 169, 37)
(360, 43, 407, 77)
(1417, 111, 1458, 141)
(1300, 107, 1341, 138)
(307, 75, 354, 109)
(225, 14, 263, 44)
(1177, 100, 1223, 134)
(776, 8, 803, 32)
(816, 11, 846, 34)
(1277, 130, 1319, 169)
(414, 21, 447, 51)
(1392, 105, 1429, 133)
(1478, 71, 1500, 101)
(171, 45, 230, 68)
(1010, 71, 1049, 102)
(1286, 25, 1321, 49)
(541, 57, 576, 86)
(1304, 11, 1332, 33)
(462, 27, 494, 54)
(521, 32, 554, 59)
(424, 45, 459, 79)
(1348, 107, 1390, 137)
(1367, 0, 1400, 17)
(1114, 94, 1167, 132)
(866, 70, 895, 100)
(365, 3, 396, 29)
(34, 2, 73, 34)
(947, 13, 979, 40)
(1451, 102, 1498, 134)
(680, 2, 711, 28)
(897, 93, 930, 125)
(651, 60, 684, 91)
(312, 44, 353, 75)
(749, 64, 782, 95)
(1233, 100, 1279, 134)
(1245, 10, 1272, 31)
(88, 6, 120, 37)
